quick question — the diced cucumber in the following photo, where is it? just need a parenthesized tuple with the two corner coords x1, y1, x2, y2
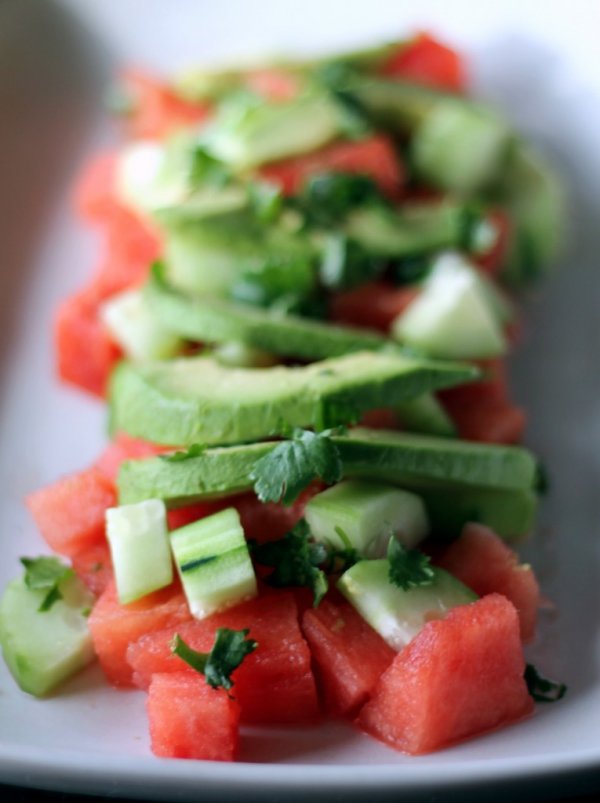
(106, 499, 173, 604)
(337, 560, 476, 650)
(100, 289, 183, 362)
(395, 393, 456, 438)
(305, 480, 429, 558)
(170, 507, 257, 619)
(411, 101, 512, 194)
(0, 574, 95, 697)
(392, 252, 507, 360)
(203, 92, 345, 169)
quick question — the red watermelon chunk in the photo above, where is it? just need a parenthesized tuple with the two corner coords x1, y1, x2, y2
(302, 596, 395, 716)
(26, 467, 116, 558)
(88, 579, 191, 687)
(330, 281, 419, 333)
(94, 433, 169, 484)
(380, 33, 466, 93)
(259, 135, 404, 200)
(127, 592, 320, 725)
(55, 283, 123, 398)
(73, 152, 120, 224)
(71, 541, 114, 597)
(147, 672, 239, 761)
(358, 594, 533, 754)
(435, 523, 540, 642)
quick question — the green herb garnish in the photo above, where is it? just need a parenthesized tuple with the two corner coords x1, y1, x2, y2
(171, 628, 258, 692)
(20, 556, 74, 612)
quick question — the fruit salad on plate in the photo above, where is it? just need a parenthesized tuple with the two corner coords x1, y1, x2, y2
(0, 31, 566, 761)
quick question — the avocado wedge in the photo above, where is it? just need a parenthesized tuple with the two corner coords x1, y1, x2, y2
(109, 352, 477, 447)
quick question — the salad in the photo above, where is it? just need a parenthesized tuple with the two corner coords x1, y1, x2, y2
(0, 32, 567, 761)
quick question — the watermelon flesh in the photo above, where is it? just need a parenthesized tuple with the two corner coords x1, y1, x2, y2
(127, 592, 320, 725)
(302, 596, 395, 716)
(435, 523, 540, 642)
(71, 542, 114, 597)
(26, 468, 116, 558)
(88, 579, 191, 686)
(358, 594, 534, 754)
(147, 672, 239, 761)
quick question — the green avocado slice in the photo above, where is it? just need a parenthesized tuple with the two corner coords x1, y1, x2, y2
(143, 266, 388, 360)
(118, 427, 538, 509)
(109, 352, 477, 447)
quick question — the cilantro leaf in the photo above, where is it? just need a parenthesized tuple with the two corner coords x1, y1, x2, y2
(20, 556, 74, 612)
(189, 145, 230, 188)
(297, 172, 385, 228)
(247, 180, 283, 223)
(171, 628, 258, 692)
(524, 664, 567, 703)
(387, 539, 435, 591)
(159, 444, 207, 463)
(251, 428, 342, 506)
(252, 520, 329, 606)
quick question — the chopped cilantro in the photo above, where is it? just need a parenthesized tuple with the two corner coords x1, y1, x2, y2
(189, 145, 230, 188)
(252, 520, 329, 606)
(251, 428, 342, 506)
(387, 539, 435, 591)
(171, 628, 258, 692)
(20, 556, 74, 612)
(524, 664, 567, 703)
(297, 172, 384, 228)
(159, 443, 207, 463)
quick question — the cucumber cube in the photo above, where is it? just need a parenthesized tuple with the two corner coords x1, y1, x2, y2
(305, 480, 429, 558)
(412, 101, 511, 194)
(395, 393, 456, 438)
(106, 499, 173, 604)
(392, 251, 507, 360)
(101, 288, 183, 362)
(171, 507, 257, 619)
(338, 560, 477, 650)
(0, 574, 95, 696)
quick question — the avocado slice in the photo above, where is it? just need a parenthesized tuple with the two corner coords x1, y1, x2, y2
(118, 427, 537, 508)
(109, 352, 477, 447)
(143, 266, 388, 360)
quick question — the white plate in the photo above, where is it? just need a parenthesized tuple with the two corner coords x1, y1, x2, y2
(1, 1, 600, 800)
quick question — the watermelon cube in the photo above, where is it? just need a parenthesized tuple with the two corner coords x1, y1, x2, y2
(435, 523, 540, 642)
(127, 592, 320, 724)
(71, 541, 114, 597)
(55, 283, 122, 398)
(94, 433, 168, 484)
(88, 579, 191, 686)
(358, 594, 534, 754)
(302, 596, 395, 716)
(147, 672, 239, 761)
(26, 468, 116, 558)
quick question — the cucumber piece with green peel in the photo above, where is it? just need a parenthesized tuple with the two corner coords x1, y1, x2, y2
(395, 393, 456, 438)
(0, 573, 95, 697)
(108, 351, 477, 447)
(117, 428, 538, 508)
(392, 252, 507, 360)
(337, 561, 477, 650)
(411, 102, 512, 194)
(106, 499, 173, 604)
(100, 288, 183, 362)
(305, 480, 429, 558)
(170, 507, 257, 619)
(143, 265, 389, 361)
